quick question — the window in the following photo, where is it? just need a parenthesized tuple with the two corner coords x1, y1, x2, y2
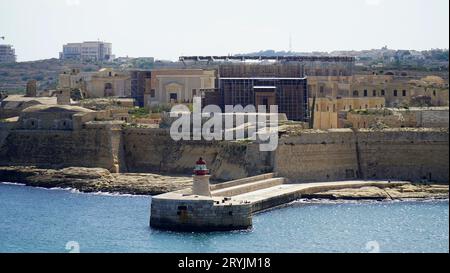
(402, 90, 407, 96)
(373, 90, 377, 96)
(364, 90, 368, 97)
(381, 89, 385, 96)
(170, 93, 178, 101)
(150, 89, 155, 97)
(320, 86, 324, 93)
(192, 89, 197, 96)
(353, 90, 359, 97)
(433, 90, 436, 96)
(394, 90, 398, 97)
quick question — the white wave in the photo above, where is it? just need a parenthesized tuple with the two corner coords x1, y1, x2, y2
(88, 191, 148, 197)
(0, 182, 26, 186)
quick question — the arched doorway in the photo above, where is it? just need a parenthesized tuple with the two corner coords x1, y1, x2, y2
(104, 83, 113, 97)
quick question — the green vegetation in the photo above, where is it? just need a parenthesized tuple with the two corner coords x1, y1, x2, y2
(149, 104, 172, 113)
(350, 108, 393, 116)
(129, 107, 151, 118)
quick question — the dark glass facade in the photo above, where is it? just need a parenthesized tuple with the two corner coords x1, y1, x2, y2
(219, 78, 308, 121)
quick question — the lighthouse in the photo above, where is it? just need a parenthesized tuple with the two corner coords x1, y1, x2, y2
(192, 157, 211, 197)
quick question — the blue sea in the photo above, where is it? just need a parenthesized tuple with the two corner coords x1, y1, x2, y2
(0, 183, 448, 253)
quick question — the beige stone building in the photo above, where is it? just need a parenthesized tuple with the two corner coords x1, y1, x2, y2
(347, 75, 448, 107)
(58, 68, 131, 98)
(0, 95, 57, 119)
(87, 68, 131, 98)
(308, 74, 448, 107)
(144, 69, 215, 106)
(308, 73, 448, 129)
(311, 97, 386, 129)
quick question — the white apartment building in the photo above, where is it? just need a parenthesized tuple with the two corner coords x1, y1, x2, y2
(60, 41, 113, 62)
(0, 44, 16, 63)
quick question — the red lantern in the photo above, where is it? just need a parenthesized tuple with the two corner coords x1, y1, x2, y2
(193, 157, 209, 176)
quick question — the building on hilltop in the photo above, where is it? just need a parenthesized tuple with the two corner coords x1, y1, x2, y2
(59, 41, 113, 62)
(0, 44, 16, 63)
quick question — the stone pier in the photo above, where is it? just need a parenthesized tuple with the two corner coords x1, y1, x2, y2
(149, 173, 410, 231)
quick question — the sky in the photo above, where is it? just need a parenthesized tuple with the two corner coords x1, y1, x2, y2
(0, 0, 449, 62)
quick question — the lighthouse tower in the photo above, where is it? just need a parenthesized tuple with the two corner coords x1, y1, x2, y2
(192, 157, 211, 197)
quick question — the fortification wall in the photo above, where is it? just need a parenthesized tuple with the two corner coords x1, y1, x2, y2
(420, 110, 449, 127)
(0, 128, 117, 170)
(0, 125, 447, 183)
(356, 129, 449, 182)
(275, 129, 359, 182)
(121, 128, 272, 181)
(275, 128, 449, 183)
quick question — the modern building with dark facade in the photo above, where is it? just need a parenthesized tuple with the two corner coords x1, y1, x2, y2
(130, 70, 151, 107)
(205, 63, 309, 121)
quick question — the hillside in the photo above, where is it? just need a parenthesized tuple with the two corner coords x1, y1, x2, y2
(0, 58, 106, 93)
(0, 57, 156, 94)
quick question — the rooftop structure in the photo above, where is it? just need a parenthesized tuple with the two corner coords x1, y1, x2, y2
(179, 56, 355, 62)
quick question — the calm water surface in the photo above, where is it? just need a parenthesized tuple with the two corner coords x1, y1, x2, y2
(0, 183, 448, 253)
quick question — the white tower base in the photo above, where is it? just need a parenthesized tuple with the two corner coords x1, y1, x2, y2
(192, 175, 211, 197)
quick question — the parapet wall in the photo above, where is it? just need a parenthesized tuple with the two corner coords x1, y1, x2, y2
(275, 128, 449, 183)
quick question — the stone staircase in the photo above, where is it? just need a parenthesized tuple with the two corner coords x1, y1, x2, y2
(210, 173, 287, 197)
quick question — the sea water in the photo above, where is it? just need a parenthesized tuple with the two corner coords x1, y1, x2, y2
(0, 183, 448, 253)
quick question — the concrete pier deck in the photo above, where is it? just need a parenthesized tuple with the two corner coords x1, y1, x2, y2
(149, 174, 409, 231)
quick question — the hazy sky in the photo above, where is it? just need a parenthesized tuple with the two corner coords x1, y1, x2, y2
(0, 0, 449, 62)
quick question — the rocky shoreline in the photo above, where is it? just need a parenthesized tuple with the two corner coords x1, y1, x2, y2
(0, 166, 448, 200)
(302, 184, 449, 201)
(0, 166, 193, 195)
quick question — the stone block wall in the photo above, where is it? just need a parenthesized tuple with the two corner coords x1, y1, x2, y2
(0, 128, 117, 170)
(121, 128, 273, 181)
(0, 124, 447, 184)
(356, 129, 449, 182)
(275, 128, 449, 183)
(275, 129, 359, 182)
(420, 110, 449, 127)
(150, 197, 252, 231)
